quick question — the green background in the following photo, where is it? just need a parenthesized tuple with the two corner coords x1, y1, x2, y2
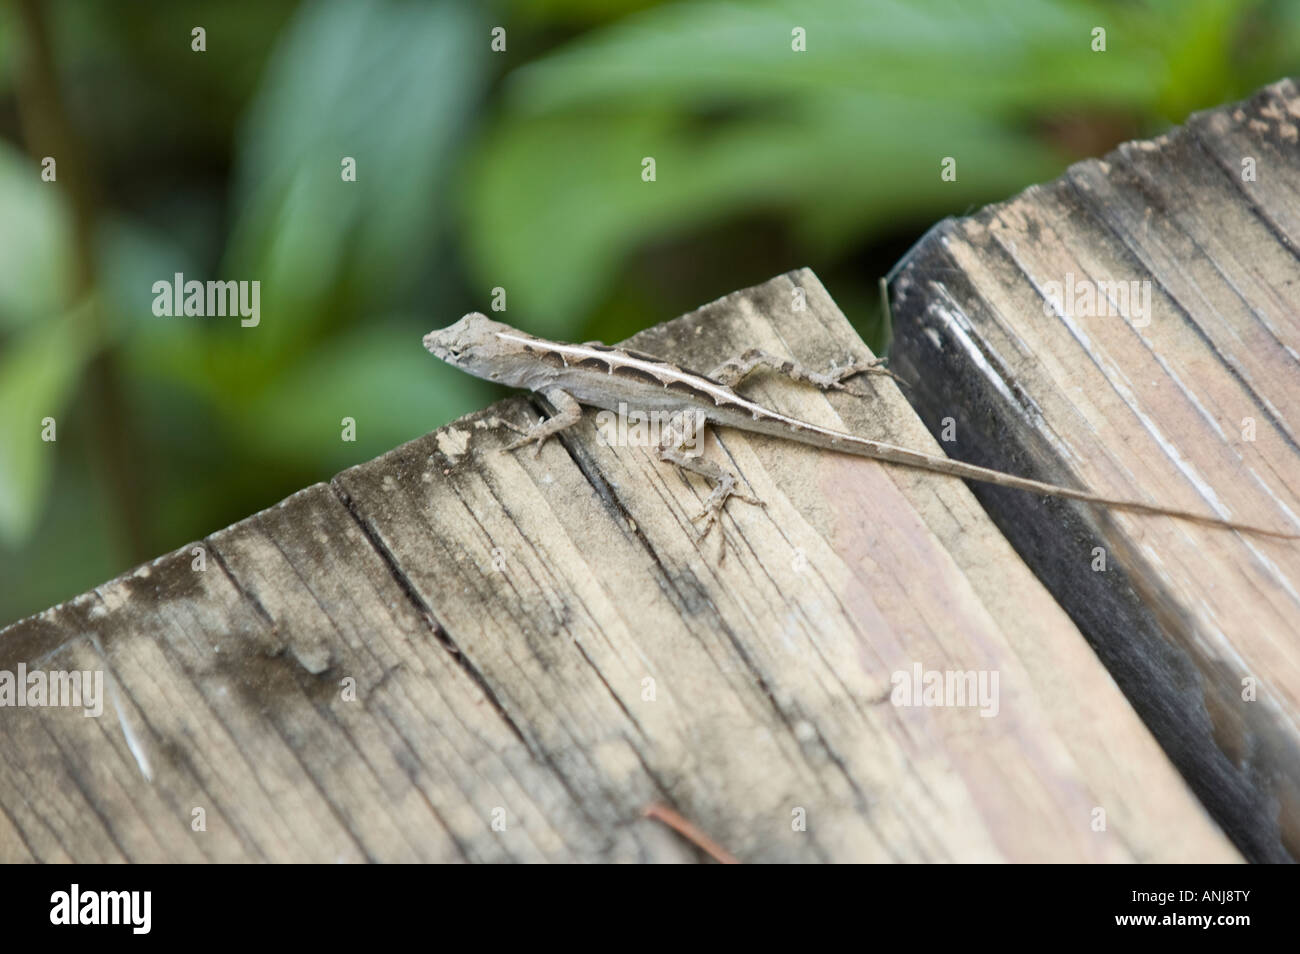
(1, 0, 1297, 625)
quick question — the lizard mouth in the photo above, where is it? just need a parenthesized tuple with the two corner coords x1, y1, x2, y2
(423, 332, 462, 360)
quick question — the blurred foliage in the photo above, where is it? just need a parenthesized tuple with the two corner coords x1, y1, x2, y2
(1, 0, 1298, 624)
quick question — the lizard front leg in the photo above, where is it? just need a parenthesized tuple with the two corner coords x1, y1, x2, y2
(708, 348, 897, 396)
(503, 388, 583, 458)
(656, 411, 763, 560)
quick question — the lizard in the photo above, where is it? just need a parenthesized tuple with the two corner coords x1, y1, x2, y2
(423, 312, 1300, 554)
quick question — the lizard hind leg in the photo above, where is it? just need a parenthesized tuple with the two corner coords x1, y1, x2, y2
(708, 348, 898, 396)
(656, 411, 764, 561)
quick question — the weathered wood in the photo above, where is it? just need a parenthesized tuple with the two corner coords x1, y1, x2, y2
(0, 270, 1236, 861)
(888, 78, 1300, 862)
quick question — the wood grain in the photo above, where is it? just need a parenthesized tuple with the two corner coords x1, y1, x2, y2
(888, 78, 1300, 862)
(0, 270, 1237, 861)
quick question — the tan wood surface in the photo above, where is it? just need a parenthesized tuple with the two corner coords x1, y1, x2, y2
(0, 269, 1237, 862)
(888, 78, 1300, 862)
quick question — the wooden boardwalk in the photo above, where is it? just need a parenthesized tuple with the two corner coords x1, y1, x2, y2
(0, 270, 1236, 863)
(889, 78, 1300, 862)
(3, 80, 1298, 863)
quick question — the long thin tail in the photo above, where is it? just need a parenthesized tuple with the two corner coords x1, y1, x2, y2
(742, 412, 1300, 540)
(893, 445, 1300, 539)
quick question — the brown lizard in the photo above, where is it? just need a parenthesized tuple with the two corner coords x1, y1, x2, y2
(424, 312, 1300, 550)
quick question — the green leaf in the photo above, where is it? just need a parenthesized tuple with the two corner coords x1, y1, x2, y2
(224, 0, 489, 353)
(0, 300, 96, 546)
(463, 0, 1286, 332)
(501, 0, 668, 27)
(96, 215, 200, 339)
(0, 143, 74, 331)
(502, 0, 1164, 116)
(233, 322, 496, 473)
(462, 0, 1163, 331)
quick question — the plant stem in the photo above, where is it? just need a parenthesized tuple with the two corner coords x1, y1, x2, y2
(11, 0, 149, 562)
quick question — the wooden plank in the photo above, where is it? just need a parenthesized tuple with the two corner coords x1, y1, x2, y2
(0, 270, 1237, 861)
(888, 78, 1300, 862)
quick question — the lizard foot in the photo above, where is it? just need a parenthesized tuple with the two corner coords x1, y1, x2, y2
(501, 390, 583, 460)
(689, 474, 765, 562)
(502, 417, 553, 459)
(482, 414, 529, 438)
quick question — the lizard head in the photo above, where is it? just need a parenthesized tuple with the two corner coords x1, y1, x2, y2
(423, 312, 520, 376)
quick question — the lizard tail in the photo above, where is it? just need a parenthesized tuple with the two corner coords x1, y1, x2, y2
(741, 410, 1300, 541)
(871, 442, 1300, 540)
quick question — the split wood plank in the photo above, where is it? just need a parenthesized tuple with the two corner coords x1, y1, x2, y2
(887, 78, 1300, 863)
(0, 270, 1237, 862)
